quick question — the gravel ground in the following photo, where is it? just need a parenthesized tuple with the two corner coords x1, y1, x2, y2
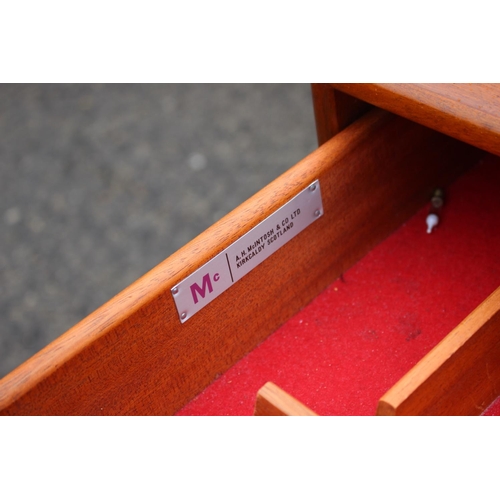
(0, 83, 317, 378)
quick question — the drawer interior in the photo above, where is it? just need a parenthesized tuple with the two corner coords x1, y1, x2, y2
(177, 153, 500, 415)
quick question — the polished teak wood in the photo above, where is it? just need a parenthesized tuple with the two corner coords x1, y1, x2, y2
(329, 84, 500, 157)
(254, 382, 317, 416)
(311, 84, 371, 145)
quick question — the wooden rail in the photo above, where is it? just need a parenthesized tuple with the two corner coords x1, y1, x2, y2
(254, 382, 317, 416)
(329, 84, 500, 157)
(377, 286, 500, 416)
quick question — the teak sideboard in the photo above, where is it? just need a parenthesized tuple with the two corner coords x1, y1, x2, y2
(1, 83, 499, 416)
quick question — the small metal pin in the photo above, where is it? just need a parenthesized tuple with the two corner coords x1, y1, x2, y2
(172, 287, 178, 295)
(181, 312, 187, 320)
(426, 213, 439, 234)
(314, 209, 321, 217)
(426, 188, 444, 234)
(309, 184, 317, 192)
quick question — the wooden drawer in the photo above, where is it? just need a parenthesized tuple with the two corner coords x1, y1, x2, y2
(1, 85, 499, 415)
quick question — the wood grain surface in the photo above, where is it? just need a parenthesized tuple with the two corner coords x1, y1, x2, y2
(330, 84, 500, 156)
(311, 84, 371, 145)
(377, 286, 500, 416)
(254, 382, 318, 416)
(0, 108, 484, 415)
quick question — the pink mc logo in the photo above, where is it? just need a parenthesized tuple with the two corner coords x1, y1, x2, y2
(190, 272, 220, 304)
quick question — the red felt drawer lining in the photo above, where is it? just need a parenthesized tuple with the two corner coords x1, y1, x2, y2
(177, 154, 500, 416)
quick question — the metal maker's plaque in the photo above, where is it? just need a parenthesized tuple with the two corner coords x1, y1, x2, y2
(171, 180, 324, 323)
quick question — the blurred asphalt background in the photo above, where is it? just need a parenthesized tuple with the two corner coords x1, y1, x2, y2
(0, 84, 318, 378)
